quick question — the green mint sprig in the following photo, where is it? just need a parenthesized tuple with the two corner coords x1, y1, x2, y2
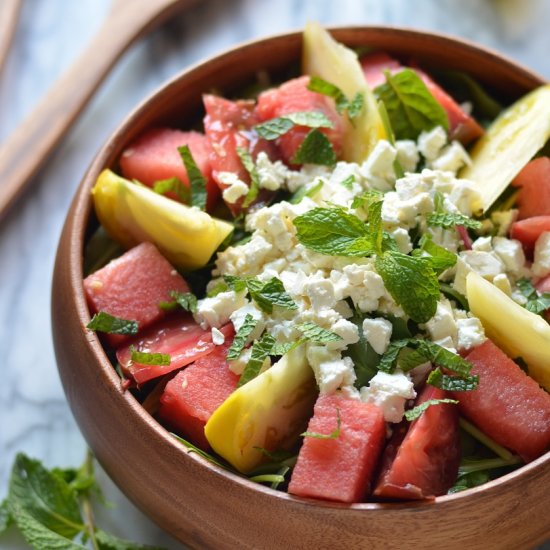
(227, 314, 258, 361)
(158, 290, 198, 313)
(129, 346, 171, 367)
(238, 333, 276, 387)
(516, 278, 550, 315)
(254, 110, 333, 140)
(178, 145, 207, 210)
(404, 398, 458, 421)
(152, 176, 191, 204)
(86, 312, 138, 335)
(291, 129, 337, 166)
(427, 211, 482, 230)
(307, 76, 364, 120)
(288, 179, 324, 204)
(235, 147, 261, 208)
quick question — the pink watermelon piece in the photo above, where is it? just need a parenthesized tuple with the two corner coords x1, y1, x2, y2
(84, 242, 189, 348)
(457, 339, 550, 462)
(510, 216, 550, 257)
(373, 385, 460, 500)
(288, 393, 386, 503)
(117, 317, 234, 385)
(511, 157, 550, 220)
(255, 76, 344, 165)
(119, 127, 219, 211)
(158, 339, 239, 450)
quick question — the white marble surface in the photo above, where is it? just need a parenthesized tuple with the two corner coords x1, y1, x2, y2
(1, 0, 549, 548)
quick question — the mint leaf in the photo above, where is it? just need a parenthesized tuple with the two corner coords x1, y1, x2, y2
(374, 68, 449, 140)
(415, 340, 473, 377)
(254, 111, 333, 140)
(516, 278, 550, 315)
(178, 145, 207, 210)
(428, 367, 479, 391)
(289, 179, 323, 204)
(270, 341, 301, 356)
(152, 177, 190, 204)
(404, 398, 458, 421)
(351, 189, 383, 210)
(347, 92, 365, 119)
(378, 339, 412, 373)
(0, 499, 12, 533)
(249, 277, 297, 313)
(448, 470, 490, 494)
(340, 174, 355, 190)
(158, 290, 198, 313)
(302, 408, 341, 439)
(86, 312, 138, 335)
(227, 314, 257, 360)
(427, 212, 482, 230)
(415, 234, 457, 275)
(236, 147, 260, 208)
(291, 129, 336, 166)
(223, 274, 248, 293)
(129, 347, 171, 366)
(207, 281, 229, 297)
(375, 252, 439, 323)
(307, 76, 348, 114)
(296, 321, 342, 343)
(238, 334, 276, 387)
(95, 529, 163, 550)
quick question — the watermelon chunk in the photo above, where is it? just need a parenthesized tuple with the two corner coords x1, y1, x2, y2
(84, 242, 189, 347)
(511, 157, 550, 220)
(288, 393, 386, 503)
(158, 339, 239, 450)
(255, 76, 344, 165)
(510, 216, 550, 257)
(456, 339, 550, 462)
(119, 128, 219, 211)
(373, 385, 460, 500)
(360, 53, 484, 145)
(117, 316, 234, 385)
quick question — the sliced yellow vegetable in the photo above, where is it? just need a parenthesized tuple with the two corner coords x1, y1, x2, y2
(302, 22, 386, 162)
(466, 271, 550, 390)
(460, 84, 550, 212)
(92, 169, 233, 271)
(205, 346, 317, 473)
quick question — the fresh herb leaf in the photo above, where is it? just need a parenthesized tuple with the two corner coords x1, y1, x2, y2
(291, 129, 337, 166)
(448, 470, 491, 494)
(270, 341, 301, 356)
(307, 76, 348, 114)
(302, 408, 341, 439)
(374, 68, 449, 140)
(458, 456, 522, 475)
(396, 348, 430, 372)
(248, 474, 286, 485)
(223, 274, 248, 293)
(171, 433, 232, 471)
(296, 322, 342, 343)
(288, 179, 324, 204)
(440, 283, 470, 310)
(415, 341, 473, 376)
(95, 530, 164, 550)
(415, 234, 457, 275)
(158, 290, 198, 313)
(351, 189, 383, 210)
(375, 252, 439, 323)
(86, 312, 138, 335)
(340, 174, 355, 190)
(404, 398, 458, 421)
(378, 339, 412, 373)
(254, 111, 333, 140)
(426, 211, 482, 230)
(207, 281, 229, 297)
(152, 176, 191, 204)
(227, 314, 257, 360)
(250, 277, 298, 313)
(83, 227, 124, 276)
(347, 92, 365, 119)
(129, 347, 171, 367)
(236, 147, 260, 208)
(0, 499, 12, 534)
(516, 278, 550, 315)
(178, 145, 207, 210)
(427, 367, 479, 391)
(238, 334, 276, 387)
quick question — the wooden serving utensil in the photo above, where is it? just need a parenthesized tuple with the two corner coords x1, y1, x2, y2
(0, 0, 23, 75)
(0, 0, 198, 222)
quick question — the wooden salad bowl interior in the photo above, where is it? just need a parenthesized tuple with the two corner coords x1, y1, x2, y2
(52, 27, 550, 549)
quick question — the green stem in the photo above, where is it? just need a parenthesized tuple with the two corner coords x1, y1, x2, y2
(459, 417, 515, 460)
(80, 450, 99, 550)
(459, 455, 522, 475)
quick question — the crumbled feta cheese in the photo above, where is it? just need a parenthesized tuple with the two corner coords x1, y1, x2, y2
(492, 237, 526, 276)
(360, 140, 397, 191)
(194, 290, 248, 329)
(390, 227, 412, 254)
(229, 302, 266, 341)
(362, 317, 392, 355)
(424, 299, 457, 345)
(228, 347, 252, 375)
(472, 236, 493, 252)
(219, 172, 249, 204)
(360, 370, 416, 423)
(459, 250, 505, 281)
(211, 327, 225, 345)
(307, 345, 356, 394)
(255, 151, 289, 191)
(431, 141, 471, 174)
(532, 232, 550, 278)
(327, 318, 360, 350)
(418, 126, 447, 161)
(456, 317, 486, 351)
(304, 276, 337, 311)
(395, 140, 419, 173)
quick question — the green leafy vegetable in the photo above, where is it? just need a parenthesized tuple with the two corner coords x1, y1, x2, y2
(415, 234, 457, 275)
(307, 76, 364, 119)
(340, 174, 355, 190)
(238, 334, 276, 387)
(516, 278, 550, 315)
(83, 227, 124, 276)
(374, 68, 449, 140)
(302, 408, 341, 439)
(351, 189, 383, 210)
(152, 176, 191, 204)
(448, 470, 490, 494)
(427, 367, 479, 391)
(224, 275, 296, 313)
(404, 398, 458, 421)
(254, 111, 333, 140)
(440, 283, 470, 310)
(296, 322, 342, 343)
(129, 346, 171, 367)
(346, 92, 365, 119)
(0, 499, 12, 534)
(227, 314, 258, 360)
(426, 211, 482, 230)
(288, 179, 324, 204)
(158, 290, 198, 313)
(291, 129, 337, 166)
(458, 456, 522, 475)
(178, 145, 207, 210)
(236, 147, 260, 208)
(459, 418, 515, 461)
(86, 312, 138, 335)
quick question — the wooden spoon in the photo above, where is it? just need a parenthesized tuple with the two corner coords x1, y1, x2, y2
(0, 0, 198, 221)
(0, 0, 23, 75)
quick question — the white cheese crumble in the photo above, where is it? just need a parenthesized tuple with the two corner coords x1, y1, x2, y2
(362, 317, 392, 355)
(532, 232, 550, 278)
(211, 327, 225, 346)
(456, 317, 486, 351)
(218, 172, 249, 204)
(194, 290, 248, 329)
(307, 345, 356, 394)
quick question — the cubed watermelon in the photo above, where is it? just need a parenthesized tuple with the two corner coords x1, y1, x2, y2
(119, 127, 219, 211)
(288, 393, 386, 503)
(457, 339, 550, 462)
(373, 385, 460, 500)
(158, 339, 239, 450)
(255, 76, 344, 165)
(510, 216, 550, 257)
(84, 242, 189, 347)
(117, 316, 234, 385)
(511, 157, 550, 220)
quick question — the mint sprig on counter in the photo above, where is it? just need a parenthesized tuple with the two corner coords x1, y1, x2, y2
(178, 145, 207, 210)
(86, 312, 139, 335)
(254, 110, 333, 140)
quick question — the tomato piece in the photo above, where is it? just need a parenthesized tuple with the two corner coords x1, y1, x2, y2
(255, 76, 344, 165)
(457, 339, 550, 462)
(510, 215, 550, 257)
(373, 385, 461, 500)
(117, 315, 234, 385)
(511, 157, 550, 220)
(84, 242, 190, 348)
(119, 128, 219, 212)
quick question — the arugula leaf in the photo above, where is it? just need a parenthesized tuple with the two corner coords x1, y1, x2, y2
(129, 347, 171, 367)
(0, 499, 12, 534)
(236, 147, 260, 208)
(250, 277, 297, 313)
(375, 252, 439, 323)
(516, 278, 550, 315)
(427, 367, 479, 391)
(291, 129, 337, 166)
(415, 234, 457, 275)
(288, 179, 324, 204)
(296, 321, 342, 343)
(152, 176, 191, 204)
(238, 333, 276, 387)
(86, 312, 138, 335)
(302, 408, 341, 439)
(95, 530, 163, 550)
(158, 290, 198, 313)
(227, 314, 257, 360)
(254, 111, 333, 140)
(426, 211, 482, 230)
(374, 68, 449, 140)
(404, 398, 458, 421)
(178, 145, 207, 210)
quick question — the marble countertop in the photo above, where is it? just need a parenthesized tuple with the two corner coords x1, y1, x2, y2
(1, 0, 549, 548)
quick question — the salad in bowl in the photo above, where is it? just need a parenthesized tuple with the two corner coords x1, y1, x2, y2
(54, 23, 550, 548)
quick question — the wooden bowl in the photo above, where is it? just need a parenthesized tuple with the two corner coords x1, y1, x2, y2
(52, 27, 550, 549)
